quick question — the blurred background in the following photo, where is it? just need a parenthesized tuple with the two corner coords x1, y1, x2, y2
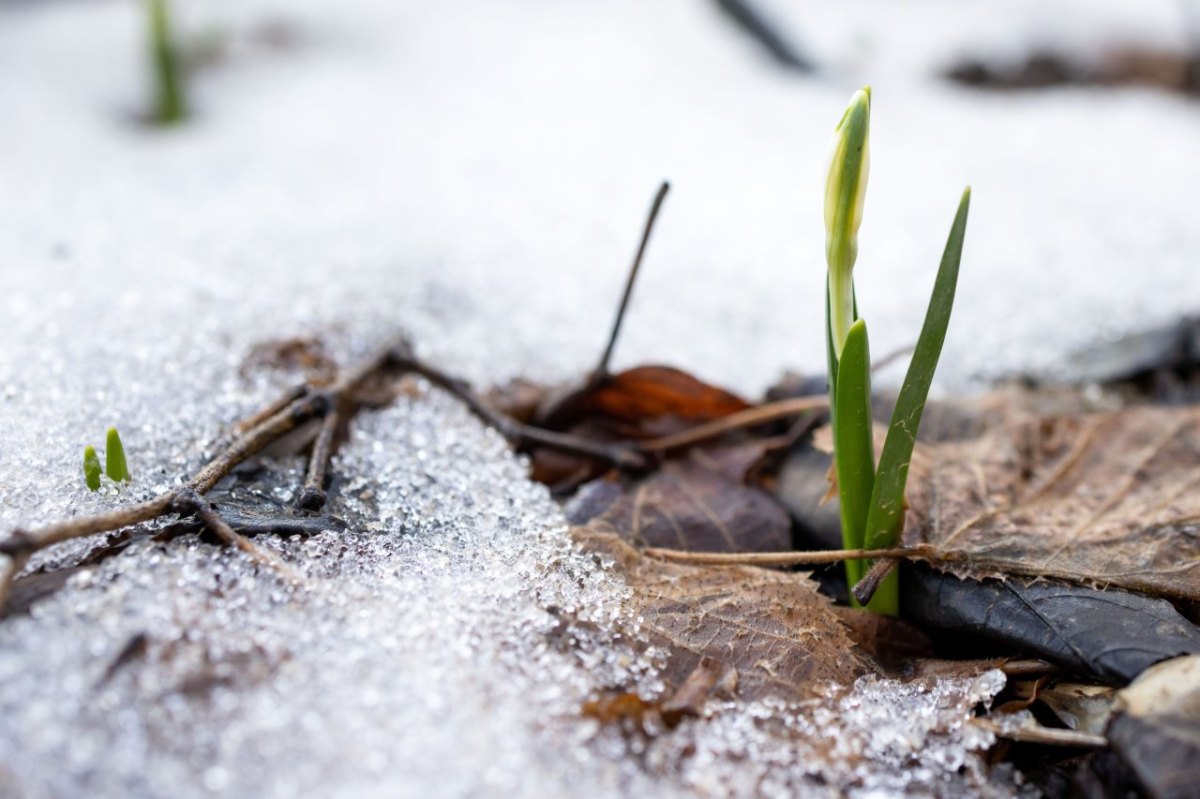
(3, 0, 1200, 397)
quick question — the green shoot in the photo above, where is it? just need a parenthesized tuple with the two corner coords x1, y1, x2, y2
(83, 446, 102, 492)
(147, 0, 187, 125)
(833, 319, 874, 588)
(105, 427, 131, 483)
(822, 88, 970, 614)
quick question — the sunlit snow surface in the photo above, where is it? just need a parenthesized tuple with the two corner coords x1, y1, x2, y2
(1, 0, 1197, 795)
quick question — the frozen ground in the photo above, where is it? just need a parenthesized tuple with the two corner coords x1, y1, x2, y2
(0, 0, 1197, 795)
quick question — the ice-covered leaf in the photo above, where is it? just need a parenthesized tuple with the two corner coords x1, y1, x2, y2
(575, 530, 871, 699)
(905, 405, 1200, 601)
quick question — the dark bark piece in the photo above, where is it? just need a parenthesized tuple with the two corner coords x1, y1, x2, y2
(906, 405, 1200, 602)
(575, 530, 870, 700)
(904, 565, 1200, 684)
(565, 453, 790, 553)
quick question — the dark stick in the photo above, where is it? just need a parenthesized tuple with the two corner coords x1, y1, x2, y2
(188, 393, 328, 494)
(298, 410, 340, 510)
(851, 558, 899, 606)
(589, 182, 670, 388)
(390, 350, 648, 471)
(173, 489, 301, 581)
(713, 0, 812, 72)
(236, 384, 307, 432)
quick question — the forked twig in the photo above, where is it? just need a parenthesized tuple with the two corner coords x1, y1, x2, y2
(0, 337, 657, 612)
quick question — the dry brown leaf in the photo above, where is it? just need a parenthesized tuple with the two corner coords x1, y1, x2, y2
(575, 530, 871, 700)
(565, 449, 790, 553)
(905, 405, 1200, 601)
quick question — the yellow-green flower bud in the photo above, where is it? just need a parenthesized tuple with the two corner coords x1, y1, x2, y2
(825, 87, 871, 358)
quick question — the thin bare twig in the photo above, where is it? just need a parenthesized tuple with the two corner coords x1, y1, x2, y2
(972, 718, 1106, 748)
(298, 409, 340, 511)
(643, 544, 930, 567)
(173, 489, 301, 584)
(589, 181, 671, 388)
(637, 395, 829, 453)
(390, 350, 648, 471)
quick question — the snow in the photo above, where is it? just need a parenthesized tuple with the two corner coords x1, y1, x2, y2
(0, 0, 1196, 795)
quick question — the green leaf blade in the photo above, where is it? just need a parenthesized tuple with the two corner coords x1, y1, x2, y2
(864, 188, 971, 553)
(83, 446, 102, 492)
(105, 427, 130, 483)
(834, 319, 876, 587)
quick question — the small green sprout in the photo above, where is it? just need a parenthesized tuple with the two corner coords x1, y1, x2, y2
(105, 427, 131, 483)
(83, 446, 102, 492)
(823, 87, 971, 615)
(146, 0, 187, 125)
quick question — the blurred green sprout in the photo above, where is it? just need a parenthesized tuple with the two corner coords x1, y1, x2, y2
(146, 0, 187, 125)
(83, 446, 102, 491)
(81, 427, 131, 490)
(823, 88, 971, 615)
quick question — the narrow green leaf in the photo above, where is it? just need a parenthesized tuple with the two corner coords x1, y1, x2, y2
(105, 427, 130, 483)
(834, 319, 875, 586)
(83, 446, 102, 492)
(147, 0, 186, 125)
(864, 187, 970, 553)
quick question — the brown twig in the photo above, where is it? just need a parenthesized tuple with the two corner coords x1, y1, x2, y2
(390, 349, 648, 471)
(173, 489, 301, 583)
(851, 558, 899, 605)
(589, 181, 671, 389)
(972, 718, 1106, 748)
(298, 409, 340, 511)
(643, 544, 930, 567)
(637, 395, 829, 453)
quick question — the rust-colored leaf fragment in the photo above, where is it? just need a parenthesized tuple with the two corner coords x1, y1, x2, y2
(582, 657, 735, 736)
(575, 530, 871, 701)
(906, 405, 1200, 602)
(544, 365, 750, 437)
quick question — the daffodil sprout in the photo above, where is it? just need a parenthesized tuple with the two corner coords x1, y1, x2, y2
(824, 87, 870, 357)
(821, 87, 971, 615)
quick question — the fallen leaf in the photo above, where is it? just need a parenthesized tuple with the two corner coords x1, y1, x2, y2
(903, 564, 1200, 684)
(575, 530, 871, 700)
(565, 448, 790, 553)
(544, 366, 751, 437)
(1108, 655, 1200, 799)
(905, 405, 1200, 602)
